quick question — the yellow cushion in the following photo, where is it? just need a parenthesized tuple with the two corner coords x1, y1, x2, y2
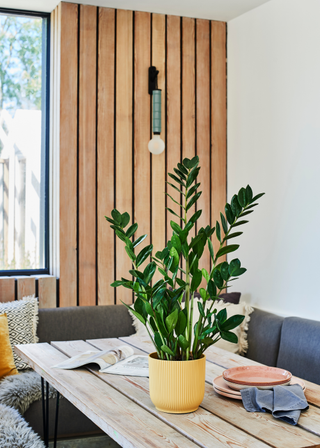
(0, 313, 18, 379)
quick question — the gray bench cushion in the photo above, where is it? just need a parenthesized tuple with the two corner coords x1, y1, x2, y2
(38, 305, 135, 343)
(276, 317, 320, 384)
(246, 308, 284, 367)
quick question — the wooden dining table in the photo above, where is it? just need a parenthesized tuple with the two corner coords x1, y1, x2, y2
(15, 334, 320, 448)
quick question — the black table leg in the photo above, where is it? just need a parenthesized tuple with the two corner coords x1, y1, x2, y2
(45, 380, 49, 446)
(53, 392, 60, 448)
(41, 378, 48, 447)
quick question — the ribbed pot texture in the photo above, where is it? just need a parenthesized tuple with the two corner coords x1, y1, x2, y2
(148, 353, 206, 413)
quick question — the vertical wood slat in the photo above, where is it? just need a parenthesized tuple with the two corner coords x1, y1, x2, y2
(182, 17, 196, 240)
(16, 276, 35, 300)
(196, 19, 211, 285)
(35, 276, 57, 308)
(152, 14, 166, 282)
(134, 12, 151, 258)
(166, 16, 181, 239)
(0, 277, 15, 302)
(79, 5, 97, 306)
(116, 10, 133, 305)
(211, 21, 227, 260)
(97, 8, 115, 306)
(59, 2, 78, 307)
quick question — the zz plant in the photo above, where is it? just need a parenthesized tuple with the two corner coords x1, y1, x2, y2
(106, 156, 264, 361)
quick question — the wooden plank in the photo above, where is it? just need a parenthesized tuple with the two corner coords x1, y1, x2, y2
(54, 339, 270, 448)
(16, 276, 35, 300)
(116, 10, 133, 305)
(211, 21, 227, 259)
(15, 343, 199, 448)
(33, 275, 56, 308)
(97, 7, 115, 306)
(120, 335, 320, 448)
(166, 15, 181, 249)
(196, 19, 211, 286)
(79, 5, 97, 306)
(182, 17, 196, 240)
(134, 12, 151, 264)
(0, 277, 15, 302)
(151, 13, 166, 283)
(59, 2, 78, 307)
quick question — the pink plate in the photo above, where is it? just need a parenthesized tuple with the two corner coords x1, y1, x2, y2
(223, 366, 292, 386)
(213, 375, 305, 399)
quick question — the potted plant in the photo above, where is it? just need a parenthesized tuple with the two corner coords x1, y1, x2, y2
(106, 156, 264, 413)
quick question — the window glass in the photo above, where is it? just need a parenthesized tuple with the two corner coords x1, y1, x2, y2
(0, 11, 48, 271)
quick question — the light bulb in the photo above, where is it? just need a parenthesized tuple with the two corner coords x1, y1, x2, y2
(148, 134, 165, 155)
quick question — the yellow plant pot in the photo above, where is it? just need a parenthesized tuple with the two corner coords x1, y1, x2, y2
(148, 353, 206, 413)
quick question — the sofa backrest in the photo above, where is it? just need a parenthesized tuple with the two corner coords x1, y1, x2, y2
(246, 308, 284, 367)
(38, 305, 135, 343)
(276, 317, 320, 385)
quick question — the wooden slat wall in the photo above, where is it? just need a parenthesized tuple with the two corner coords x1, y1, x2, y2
(50, 4, 227, 307)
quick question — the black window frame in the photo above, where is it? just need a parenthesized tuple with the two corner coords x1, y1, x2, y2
(0, 7, 50, 276)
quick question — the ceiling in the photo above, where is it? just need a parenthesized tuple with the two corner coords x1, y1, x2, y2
(0, 0, 270, 22)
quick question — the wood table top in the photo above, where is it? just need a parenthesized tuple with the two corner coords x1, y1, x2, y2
(15, 335, 320, 448)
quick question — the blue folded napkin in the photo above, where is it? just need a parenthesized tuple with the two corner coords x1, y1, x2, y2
(240, 384, 308, 425)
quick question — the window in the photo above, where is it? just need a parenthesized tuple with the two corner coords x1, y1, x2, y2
(0, 8, 50, 274)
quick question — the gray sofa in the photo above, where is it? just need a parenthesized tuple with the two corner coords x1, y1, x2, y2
(22, 305, 320, 440)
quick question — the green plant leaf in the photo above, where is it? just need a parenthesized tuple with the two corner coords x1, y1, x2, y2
(189, 209, 202, 223)
(177, 162, 188, 175)
(126, 223, 138, 238)
(216, 221, 221, 242)
(245, 203, 259, 210)
(105, 216, 118, 226)
(115, 229, 127, 242)
(134, 297, 147, 318)
(170, 221, 182, 234)
(125, 246, 136, 262)
(166, 207, 181, 219)
(171, 234, 182, 254)
(228, 258, 241, 276)
(189, 155, 199, 169)
(201, 269, 209, 283)
(221, 314, 245, 331)
(161, 345, 175, 356)
(111, 280, 124, 287)
(133, 234, 147, 248)
(169, 246, 180, 268)
(111, 209, 122, 224)
(186, 167, 200, 188)
(122, 301, 146, 325)
(225, 204, 235, 225)
(197, 301, 206, 318)
(154, 332, 162, 351)
(129, 270, 144, 280)
(166, 193, 183, 208)
(225, 231, 243, 241)
(191, 269, 202, 291)
(231, 195, 242, 217)
(216, 307, 227, 323)
(232, 267, 247, 276)
(178, 334, 190, 350)
(186, 192, 202, 212)
(199, 287, 207, 301)
(216, 244, 239, 258)
(165, 308, 179, 333)
(144, 301, 154, 316)
(174, 168, 187, 180)
(184, 221, 194, 232)
(186, 183, 200, 200)
(246, 185, 253, 203)
(237, 188, 247, 207)
(181, 242, 189, 260)
(166, 181, 182, 195)
(144, 262, 157, 284)
(240, 210, 254, 217)
(136, 245, 153, 267)
(182, 157, 192, 169)
(121, 212, 130, 228)
(251, 192, 265, 203)
(213, 269, 223, 289)
(175, 311, 187, 335)
(220, 262, 229, 281)
(168, 173, 186, 187)
(208, 239, 214, 263)
(232, 220, 249, 228)
(221, 331, 238, 344)
(220, 212, 228, 234)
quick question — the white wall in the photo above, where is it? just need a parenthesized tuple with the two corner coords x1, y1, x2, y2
(227, 0, 320, 319)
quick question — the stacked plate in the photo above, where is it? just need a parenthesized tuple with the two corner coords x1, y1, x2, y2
(213, 366, 306, 400)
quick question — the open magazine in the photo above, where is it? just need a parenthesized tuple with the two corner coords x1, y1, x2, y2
(53, 345, 149, 377)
